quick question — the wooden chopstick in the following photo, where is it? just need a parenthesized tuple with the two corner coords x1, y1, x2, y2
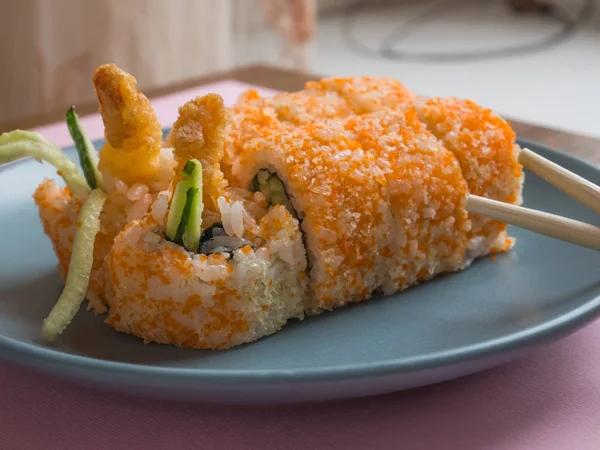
(466, 195, 600, 251)
(519, 147, 600, 215)
(464, 147, 600, 251)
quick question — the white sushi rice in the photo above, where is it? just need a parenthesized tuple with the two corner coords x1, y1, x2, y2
(218, 196, 246, 239)
(104, 204, 308, 349)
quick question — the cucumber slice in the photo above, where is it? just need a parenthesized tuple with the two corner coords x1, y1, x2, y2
(41, 188, 107, 341)
(175, 186, 199, 249)
(249, 176, 260, 194)
(66, 106, 103, 190)
(250, 169, 296, 218)
(268, 174, 295, 215)
(250, 169, 271, 199)
(165, 159, 203, 252)
(165, 177, 190, 242)
(0, 130, 90, 197)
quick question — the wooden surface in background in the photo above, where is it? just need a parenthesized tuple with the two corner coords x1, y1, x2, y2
(2, 64, 598, 163)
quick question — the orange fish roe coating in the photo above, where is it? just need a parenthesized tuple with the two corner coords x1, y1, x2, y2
(223, 90, 281, 181)
(33, 177, 169, 313)
(227, 77, 523, 260)
(223, 77, 415, 181)
(34, 180, 80, 280)
(303, 76, 416, 115)
(34, 180, 109, 313)
(279, 77, 523, 255)
(233, 109, 471, 312)
(105, 205, 307, 350)
(412, 97, 523, 254)
(344, 110, 471, 295)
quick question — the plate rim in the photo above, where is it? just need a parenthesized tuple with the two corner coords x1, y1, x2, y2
(2, 137, 600, 384)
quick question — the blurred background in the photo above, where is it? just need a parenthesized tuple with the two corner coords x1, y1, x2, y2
(1, 0, 598, 137)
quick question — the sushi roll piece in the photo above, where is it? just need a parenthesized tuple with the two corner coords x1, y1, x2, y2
(33, 64, 177, 313)
(231, 108, 472, 313)
(104, 200, 307, 349)
(298, 79, 524, 258)
(226, 77, 523, 260)
(411, 97, 524, 258)
(104, 95, 308, 349)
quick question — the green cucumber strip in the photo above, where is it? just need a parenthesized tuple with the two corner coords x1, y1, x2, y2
(174, 187, 199, 247)
(250, 169, 272, 199)
(250, 170, 296, 218)
(182, 185, 203, 252)
(165, 159, 203, 252)
(41, 188, 107, 341)
(166, 176, 190, 241)
(66, 106, 103, 190)
(0, 130, 90, 197)
(268, 174, 293, 209)
(249, 176, 260, 194)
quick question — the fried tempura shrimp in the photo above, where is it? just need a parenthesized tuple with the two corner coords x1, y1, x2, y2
(93, 64, 163, 185)
(169, 94, 229, 224)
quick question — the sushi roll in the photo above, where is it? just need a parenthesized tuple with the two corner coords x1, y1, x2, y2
(231, 108, 472, 313)
(104, 95, 308, 349)
(226, 77, 523, 260)
(0, 64, 524, 349)
(105, 202, 307, 349)
(1, 83, 309, 347)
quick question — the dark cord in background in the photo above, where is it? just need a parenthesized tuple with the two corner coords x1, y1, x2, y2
(340, 0, 596, 63)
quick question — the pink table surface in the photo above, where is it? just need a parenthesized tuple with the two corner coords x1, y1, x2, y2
(3, 80, 600, 450)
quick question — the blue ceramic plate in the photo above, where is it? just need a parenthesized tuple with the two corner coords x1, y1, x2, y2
(1, 137, 600, 405)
